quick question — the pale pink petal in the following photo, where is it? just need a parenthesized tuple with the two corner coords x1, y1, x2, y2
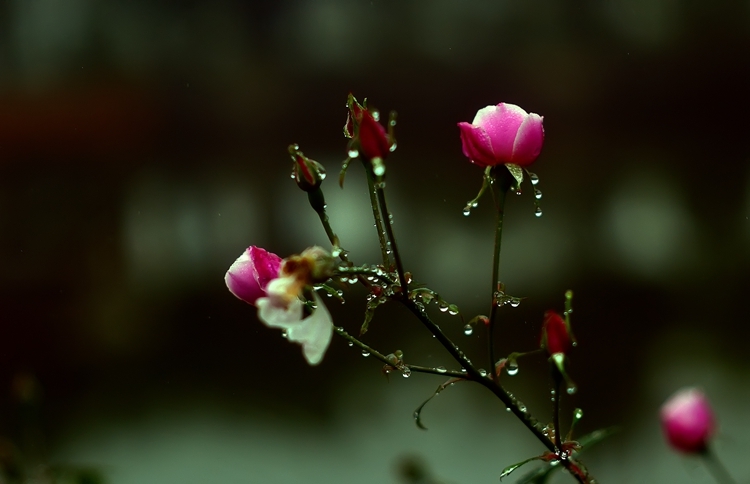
(511, 113, 544, 166)
(458, 122, 495, 167)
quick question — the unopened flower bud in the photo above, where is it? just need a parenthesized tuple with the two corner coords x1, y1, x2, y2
(458, 103, 544, 168)
(289, 145, 326, 192)
(540, 310, 572, 357)
(661, 388, 715, 454)
(225, 246, 282, 306)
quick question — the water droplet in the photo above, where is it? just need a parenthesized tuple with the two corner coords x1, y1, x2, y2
(447, 304, 459, 316)
(509, 298, 521, 308)
(290, 172, 296, 179)
(529, 172, 539, 185)
(361, 349, 371, 357)
(574, 408, 584, 420)
(566, 384, 577, 395)
(438, 302, 449, 313)
(281, 330, 288, 339)
(518, 404, 527, 413)
(348, 341, 354, 347)
(534, 188, 542, 200)
(436, 366, 447, 374)
(462, 206, 471, 216)
(326, 292, 333, 297)
(534, 207, 543, 217)
(478, 369, 487, 377)
(460, 368, 467, 374)
(515, 189, 523, 196)
(471, 201, 478, 208)
(506, 364, 519, 376)
(402, 368, 411, 378)
(319, 172, 327, 180)
(571, 341, 578, 347)
(463, 324, 473, 336)
(389, 119, 397, 127)
(389, 141, 397, 152)
(372, 110, 380, 122)
(506, 407, 512, 412)
(348, 149, 359, 158)
(348, 277, 358, 284)
(373, 164, 386, 177)
(336, 290, 344, 297)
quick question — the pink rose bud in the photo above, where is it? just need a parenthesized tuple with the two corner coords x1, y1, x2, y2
(661, 388, 715, 454)
(289, 144, 326, 192)
(540, 310, 572, 356)
(458, 103, 544, 167)
(357, 109, 391, 161)
(225, 246, 282, 306)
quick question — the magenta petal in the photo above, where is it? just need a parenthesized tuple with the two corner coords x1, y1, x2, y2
(458, 122, 496, 167)
(225, 246, 282, 305)
(478, 103, 527, 162)
(358, 110, 390, 160)
(511, 113, 544, 166)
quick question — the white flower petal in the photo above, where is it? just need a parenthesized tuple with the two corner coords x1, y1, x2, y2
(286, 292, 333, 366)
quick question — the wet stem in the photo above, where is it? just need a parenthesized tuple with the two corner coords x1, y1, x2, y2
(487, 167, 511, 382)
(364, 163, 392, 268)
(326, 164, 592, 483)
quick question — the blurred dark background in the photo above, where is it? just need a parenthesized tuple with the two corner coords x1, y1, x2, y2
(0, 1, 749, 483)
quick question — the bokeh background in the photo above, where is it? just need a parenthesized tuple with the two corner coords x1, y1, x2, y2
(1, 1, 749, 483)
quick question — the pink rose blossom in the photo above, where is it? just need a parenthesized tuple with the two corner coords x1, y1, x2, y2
(661, 387, 715, 454)
(458, 103, 544, 167)
(225, 246, 282, 306)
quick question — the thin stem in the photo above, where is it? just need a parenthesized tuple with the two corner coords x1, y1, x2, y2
(487, 168, 511, 380)
(552, 368, 563, 452)
(375, 185, 409, 293)
(363, 164, 391, 268)
(333, 326, 464, 378)
(702, 447, 736, 484)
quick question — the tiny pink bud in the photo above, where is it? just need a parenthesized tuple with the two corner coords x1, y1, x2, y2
(458, 103, 544, 167)
(661, 388, 715, 454)
(540, 310, 571, 356)
(225, 246, 282, 305)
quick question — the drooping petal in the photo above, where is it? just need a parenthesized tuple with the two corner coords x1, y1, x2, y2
(457, 122, 495, 167)
(286, 292, 333, 366)
(511, 113, 544, 166)
(225, 246, 282, 305)
(478, 103, 527, 162)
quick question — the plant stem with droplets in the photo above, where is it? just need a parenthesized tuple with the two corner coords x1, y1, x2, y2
(333, 326, 464, 378)
(487, 167, 512, 380)
(552, 367, 563, 452)
(374, 184, 409, 293)
(399, 297, 591, 483)
(364, 162, 392, 268)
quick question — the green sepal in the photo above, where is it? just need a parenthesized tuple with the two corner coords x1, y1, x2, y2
(504, 163, 524, 190)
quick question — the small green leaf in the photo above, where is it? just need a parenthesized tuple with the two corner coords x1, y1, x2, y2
(504, 163, 524, 189)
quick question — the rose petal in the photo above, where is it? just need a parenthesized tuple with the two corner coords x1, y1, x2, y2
(479, 103, 527, 162)
(225, 246, 282, 305)
(457, 122, 495, 167)
(511, 113, 544, 166)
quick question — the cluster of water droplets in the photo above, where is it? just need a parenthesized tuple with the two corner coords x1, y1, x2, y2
(462, 200, 479, 217)
(528, 171, 543, 217)
(494, 291, 521, 308)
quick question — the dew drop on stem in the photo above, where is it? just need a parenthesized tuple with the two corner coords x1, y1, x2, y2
(534, 188, 542, 200)
(566, 384, 577, 395)
(534, 206, 543, 217)
(401, 368, 411, 378)
(361, 349, 371, 357)
(506, 363, 519, 376)
(348, 149, 359, 158)
(436, 366, 447, 374)
(463, 324, 473, 336)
